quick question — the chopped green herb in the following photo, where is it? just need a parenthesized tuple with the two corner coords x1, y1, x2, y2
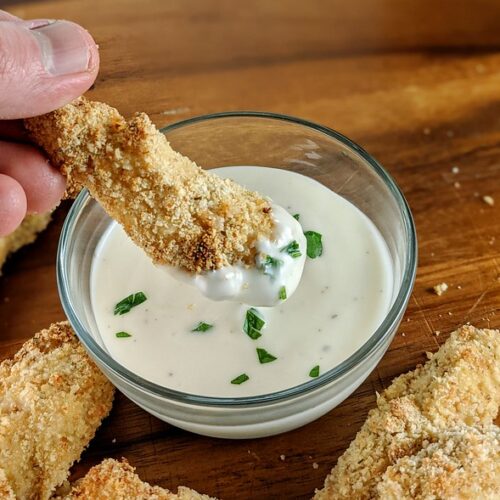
(115, 331, 132, 338)
(231, 373, 249, 385)
(114, 292, 147, 315)
(257, 348, 277, 364)
(279, 286, 287, 300)
(259, 254, 283, 276)
(191, 322, 213, 332)
(280, 240, 302, 258)
(309, 365, 320, 377)
(304, 231, 323, 258)
(244, 308, 265, 340)
(293, 213, 300, 221)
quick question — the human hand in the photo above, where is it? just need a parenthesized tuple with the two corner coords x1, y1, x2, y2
(0, 10, 99, 236)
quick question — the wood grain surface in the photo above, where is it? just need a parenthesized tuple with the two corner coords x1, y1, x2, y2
(1, 1, 499, 498)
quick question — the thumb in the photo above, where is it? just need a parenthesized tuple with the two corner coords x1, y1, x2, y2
(0, 19, 99, 119)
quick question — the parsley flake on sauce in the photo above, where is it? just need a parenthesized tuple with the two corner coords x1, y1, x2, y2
(279, 286, 287, 300)
(280, 240, 302, 258)
(244, 308, 265, 340)
(114, 292, 147, 315)
(257, 348, 277, 364)
(259, 254, 283, 276)
(192, 322, 213, 332)
(115, 331, 132, 338)
(309, 365, 320, 377)
(231, 373, 250, 385)
(304, 231, 323, 258)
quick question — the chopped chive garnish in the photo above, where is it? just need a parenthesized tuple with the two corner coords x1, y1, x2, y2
(114, 292, 147, 315)
(115, 331, 132, 338)
(192, 322, 213, 332)
(257, 348, 277, 364)
(293, 213, 300, 221)
(281, 240, 302, 258)
(304, 231, 323, 258)
(309, 365, 320, 377)
(259, 254, 283, 276)
(231, 373, 249, 385)
(244, 308, 265, 340)
(279, 286, 287, 300)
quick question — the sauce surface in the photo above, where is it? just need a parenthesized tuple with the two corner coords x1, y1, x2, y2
(91, 167, 394, 397)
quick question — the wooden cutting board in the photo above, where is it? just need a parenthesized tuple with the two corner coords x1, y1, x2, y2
(1, 1, 499, 498)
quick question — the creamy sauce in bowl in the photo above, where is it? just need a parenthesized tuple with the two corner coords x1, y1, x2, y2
(90, 167, 394, 397)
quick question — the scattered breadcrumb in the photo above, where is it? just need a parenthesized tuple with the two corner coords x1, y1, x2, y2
(433, 283, 448, 296)
(280, 455, 286, 462)
(313, 462, 319, 470)
(434, 331, 440, 336)
(314, 325, 500, 499)
(451, 166, 460, 174)
(0, 321, 115, 500)
(25, 98, 274, 273)
(482, 195, 495, 206)
(0, 212, 51, 275)
(454, 181, 461, 188)
(58, 458, 214, 499)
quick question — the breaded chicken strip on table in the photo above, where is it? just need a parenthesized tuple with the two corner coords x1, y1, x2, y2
(59, 458, 215, 500)
(314, 325, 500, 499)
(0, 321, 115, 500)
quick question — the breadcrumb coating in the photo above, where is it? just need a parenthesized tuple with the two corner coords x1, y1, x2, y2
(59, 458, 215, 499)
(376, 426, 500, 499)
(0, 321, 115, 500)
(314, 325, 500, 499)
(25, 98, 274, 273)
(0, 212, 51, 275)
(0, 469, 15, 500)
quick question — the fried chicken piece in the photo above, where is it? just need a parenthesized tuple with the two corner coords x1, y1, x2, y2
(59, 458, 215, 500)
(0, 321, 115, 500)
(314, 325, 500, 499)
(0, 212, 51, 275)
(376, 426, 500, 499)
(25, 98, 274, 273)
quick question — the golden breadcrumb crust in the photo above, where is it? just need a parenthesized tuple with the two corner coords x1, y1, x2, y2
(0, 469, 15, 500)
(25, 97, 274, 273)
(314, 325, 500, 499)
(376, 426, 500, 499)
(0, 212, 51, 275)
(0, 321, 115, 500)
(58, 458, 215, 500)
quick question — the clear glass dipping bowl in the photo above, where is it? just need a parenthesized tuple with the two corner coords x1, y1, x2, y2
(57, 112, 417, 439)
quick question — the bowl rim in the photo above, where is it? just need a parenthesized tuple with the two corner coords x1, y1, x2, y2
(57, 111, 417, 407)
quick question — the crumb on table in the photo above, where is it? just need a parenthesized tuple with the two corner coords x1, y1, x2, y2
(433, 283, 448, 296)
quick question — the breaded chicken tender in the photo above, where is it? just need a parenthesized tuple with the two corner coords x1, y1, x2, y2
(0, 321, 115, 500)
(0, 212, 51, 275)
(25, 98, 274, 273)
(315, 325, 500, 499)
(60, 458, 215, 499)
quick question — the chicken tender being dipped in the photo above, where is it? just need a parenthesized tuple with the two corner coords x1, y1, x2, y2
(25, 98, 306, 306)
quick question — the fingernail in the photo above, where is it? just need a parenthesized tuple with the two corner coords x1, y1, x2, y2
(30, 20, 95, 76)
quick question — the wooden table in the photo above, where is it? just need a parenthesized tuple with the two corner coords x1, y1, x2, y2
(1, 1, 499, 498)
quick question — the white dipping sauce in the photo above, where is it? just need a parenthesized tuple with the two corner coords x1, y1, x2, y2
(91, 167, 394, 397)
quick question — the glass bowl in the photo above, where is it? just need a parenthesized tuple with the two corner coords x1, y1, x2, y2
(57, 112, 417, 439)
